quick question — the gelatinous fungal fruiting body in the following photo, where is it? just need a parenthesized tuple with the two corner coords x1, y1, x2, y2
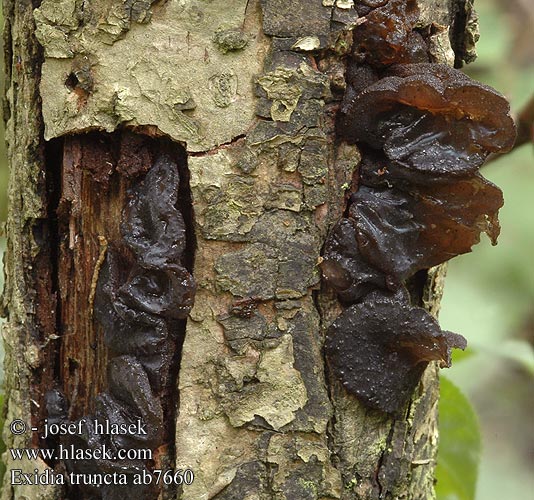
(325, 290, 466, 414)
(323, 0, 516, 413)
(47, 149, 195, 497)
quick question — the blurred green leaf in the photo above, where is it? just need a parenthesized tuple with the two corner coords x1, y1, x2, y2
(489, 340, 534, 376)
(453, 339, 534, 376)
(436, 376, 481, 500)
(451, 346, 476, 364)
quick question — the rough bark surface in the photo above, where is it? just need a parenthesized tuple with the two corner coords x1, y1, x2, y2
(1, 0, 61, 498)
(1, 1, 472, 499)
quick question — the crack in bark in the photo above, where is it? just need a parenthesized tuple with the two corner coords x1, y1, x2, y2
(187, 134, 247, 157)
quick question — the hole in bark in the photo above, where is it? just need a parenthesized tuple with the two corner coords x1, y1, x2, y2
(65, 72, 79, 91)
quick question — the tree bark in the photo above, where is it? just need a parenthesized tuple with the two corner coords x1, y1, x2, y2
(1, 1, 474, 499)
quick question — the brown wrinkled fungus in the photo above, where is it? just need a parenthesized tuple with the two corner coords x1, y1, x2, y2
(321, 218, 387, 303)
(325, 291, 466, 414)
(352, 0, 428, 68)
(49, 144, 195, 495)
(324, 2, 516, 413)
(339, 64, 516, 179)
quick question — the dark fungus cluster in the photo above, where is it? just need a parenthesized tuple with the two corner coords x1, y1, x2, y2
(47, 153, 195, 498)
(322, 0, 516, 414)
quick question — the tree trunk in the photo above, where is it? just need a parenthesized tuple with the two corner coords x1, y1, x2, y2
(1, 1, 476, 499)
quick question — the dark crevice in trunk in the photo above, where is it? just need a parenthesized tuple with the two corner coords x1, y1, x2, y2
(450, 0, 474, 68)
(40, 132, 196, 499)
(34, 138, 64, 457)
(313, 283, 340, 472)
(45, 137, 64, 373)
(160, 139, 196, 500)
(187, 133, 246, 158)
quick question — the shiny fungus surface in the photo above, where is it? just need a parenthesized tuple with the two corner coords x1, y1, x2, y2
(325, 291, 466, 413)
(122, 153, 187, 271)
(348, 186, 423, 280)
(346, 176, 504, 281)
(320, 218, 387, 302)
(352, 0, 428, 68)
(339, 63, 516, 180)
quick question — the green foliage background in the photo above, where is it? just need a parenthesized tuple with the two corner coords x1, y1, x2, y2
(436, 377, 481, 500)
(438, 1, 534, 498)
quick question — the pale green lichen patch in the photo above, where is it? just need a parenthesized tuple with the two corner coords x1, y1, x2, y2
(213, 28, 249, 53)
(299, 140, 328, 184)
(219, 334, 308, 430)
(221, 349, 261, 392)
(267, 433, 343, 499)
(189, 149, 267, 240)
(256, 63, 330, 123)
(463, 6, 480, 64)
(208, 71, 238, 108)
(336, 0, 354, 9)
(417, 0, 451, 27)
(35, 0, 267, 152)
(186, 56, 331, 248)
(203, 175, 266, 240)
(217, 297, 331, 434)
(428, 24, 455, 66)
(189, 149, 235, 191)
(277, 143, 301, 172)
(296, 435, 329, 463)
(257, 68, 303, 122)
(34, 0, 81, 58)
(97, 0, 156, 44)
(291, 36, 321, 52)
(34, 0, 156, 56)
(4, 458, 62, 500)
(418, 0, 479, 65)
(130, 59, 195, 110)
(265, 183, 303, 212)
(189, 99, 330, 245)
(215, 243, 278, 299)
(303, 183, 328, 209)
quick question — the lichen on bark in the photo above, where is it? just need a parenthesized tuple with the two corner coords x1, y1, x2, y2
(1, 0, 60, 497)
(34, 0, 267, 151)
